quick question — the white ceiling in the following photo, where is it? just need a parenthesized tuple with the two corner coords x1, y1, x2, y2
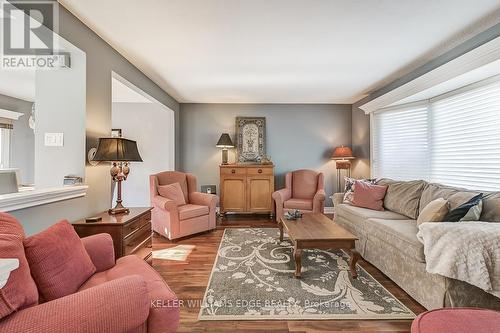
(59, 0, 500, 104)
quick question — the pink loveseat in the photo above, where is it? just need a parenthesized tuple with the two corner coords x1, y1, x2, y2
(272, 169, 326, 221)
(150, 171, 218, 240)
(0, 217, 180, 333)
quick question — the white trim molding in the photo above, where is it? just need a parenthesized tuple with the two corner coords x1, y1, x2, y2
(359, 36, 500, 113)
(0, 109, 24, 120)
(0, 185, 88, 212)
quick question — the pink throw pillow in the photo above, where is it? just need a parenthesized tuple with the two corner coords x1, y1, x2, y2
(0, 213, 39, 319)
(352, 180, 388, 211)
(158, 182, 186, 205)
(24, 220, 96, 301)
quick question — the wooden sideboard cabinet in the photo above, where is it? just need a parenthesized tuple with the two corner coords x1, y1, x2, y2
(73, 207, 153, 261)
(220, 164, 275, 215)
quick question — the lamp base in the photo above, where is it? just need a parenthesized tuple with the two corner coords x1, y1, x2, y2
(221, 149, 229, 165)
(109, 177, 129, 215)
(108, 201, 129, 215)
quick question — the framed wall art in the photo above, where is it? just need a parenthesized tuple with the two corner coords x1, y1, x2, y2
(235, 117, 266, 163)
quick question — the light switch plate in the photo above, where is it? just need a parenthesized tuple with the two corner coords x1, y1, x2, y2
(44, 133, 64, 147)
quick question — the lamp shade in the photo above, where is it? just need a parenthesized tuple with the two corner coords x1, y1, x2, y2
(93, 137, 143, 162)
(216, 133, 234, 148)
(332, 145, 354, 160)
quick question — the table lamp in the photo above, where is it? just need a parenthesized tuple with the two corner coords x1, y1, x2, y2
(332, 145, 355, 192)
(93, 137, 143, 215)
(216, 133, 234, 165)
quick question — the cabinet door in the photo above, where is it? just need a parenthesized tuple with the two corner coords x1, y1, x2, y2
(247, 176, 273, 212)
(221, 176, 246, 212)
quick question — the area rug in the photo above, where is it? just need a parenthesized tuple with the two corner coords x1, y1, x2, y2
(199, 228, 415, 320)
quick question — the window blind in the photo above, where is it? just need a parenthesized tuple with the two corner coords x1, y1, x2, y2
(430, 80, 500, 191)
(372, 103, 430, 181)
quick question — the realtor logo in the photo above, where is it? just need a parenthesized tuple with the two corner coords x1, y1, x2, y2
(1, 0, 66, 69)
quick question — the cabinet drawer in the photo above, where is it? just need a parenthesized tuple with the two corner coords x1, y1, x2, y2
(124, 222, 151, 255)
(247, 167, 273, 175)
(221, 167, 246, 175)
(123, 212, 151, 237)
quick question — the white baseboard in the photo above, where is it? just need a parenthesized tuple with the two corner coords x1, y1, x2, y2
(323, 207, 335, 214)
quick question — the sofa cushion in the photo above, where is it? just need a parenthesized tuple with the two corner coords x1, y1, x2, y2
(352, 180, 388, 211)
(482, 192, 500, 222)
(420, 183, 500, 222)
(158, 182, 186, 206)
(0, 213, 38, 319)
(442, 193, 483, 222)
(335, 203, 409, 232)
(365, 218, 425, 263)
(377, 179, 427, 219)
(417, 198, 449, 226)
(24, 220, 96, 301)
(284, 198, 313, 210)
(178, 204, 209, 220)
(79, 255, 180, 333)
(292, 170, 318, 199)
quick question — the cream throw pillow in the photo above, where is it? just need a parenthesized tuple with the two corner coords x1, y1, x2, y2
(417, 198, 449, 226)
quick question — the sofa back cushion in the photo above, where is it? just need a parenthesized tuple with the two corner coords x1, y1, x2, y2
(0, 213, 38, 319)
(292, 170, 319, 199)
(376, 178, 426, 219)
(24, 220, 96, 301)
(420, 182, 500, 222)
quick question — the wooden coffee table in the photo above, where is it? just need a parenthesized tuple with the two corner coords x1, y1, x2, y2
(278, 213, 360, 279)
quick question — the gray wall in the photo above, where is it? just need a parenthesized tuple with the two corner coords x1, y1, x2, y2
(351, 104, 370, 179)
(180, 104, 351, 206)
(34, 39, 86, 188)
(0, 94, 34, 184)
(11, 4, 180, 235)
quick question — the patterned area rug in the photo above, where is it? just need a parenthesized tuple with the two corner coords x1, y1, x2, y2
(199, 228, 415, 320)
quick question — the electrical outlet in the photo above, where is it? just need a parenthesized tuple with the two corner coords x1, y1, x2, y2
(201, 185, 216, 195)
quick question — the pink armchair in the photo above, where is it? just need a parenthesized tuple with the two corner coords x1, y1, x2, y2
(150, 171, 218, 240)
(272, 169, 325, 221)
(0, 214, 180, 333)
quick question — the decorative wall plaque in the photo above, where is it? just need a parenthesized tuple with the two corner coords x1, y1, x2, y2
(235, 117, 266, 163)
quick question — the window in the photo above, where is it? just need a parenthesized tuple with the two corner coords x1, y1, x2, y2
(0, 124, 11, 169)
(372, 77, 500, 191)
(372, 103, 430, 181)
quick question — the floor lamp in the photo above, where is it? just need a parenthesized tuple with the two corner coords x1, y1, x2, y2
(332, 146, 355, 192)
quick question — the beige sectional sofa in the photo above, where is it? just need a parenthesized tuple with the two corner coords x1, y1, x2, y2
(333, 179, 500, 310)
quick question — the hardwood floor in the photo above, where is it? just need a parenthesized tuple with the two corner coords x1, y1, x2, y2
(152, 215, 425, 333)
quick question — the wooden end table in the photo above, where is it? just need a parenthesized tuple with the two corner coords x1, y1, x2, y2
(73, 207, 153, 262)
(278, 213, 360, 279)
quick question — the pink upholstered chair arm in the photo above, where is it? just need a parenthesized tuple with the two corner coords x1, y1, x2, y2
(81, 233, 115, 272)
(152, 195, 178, 213)
(190, 192, 218, 208)
(313, 189, 326, 213)
(272, 188, 291, 204)
(0, 276, 150, 333)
